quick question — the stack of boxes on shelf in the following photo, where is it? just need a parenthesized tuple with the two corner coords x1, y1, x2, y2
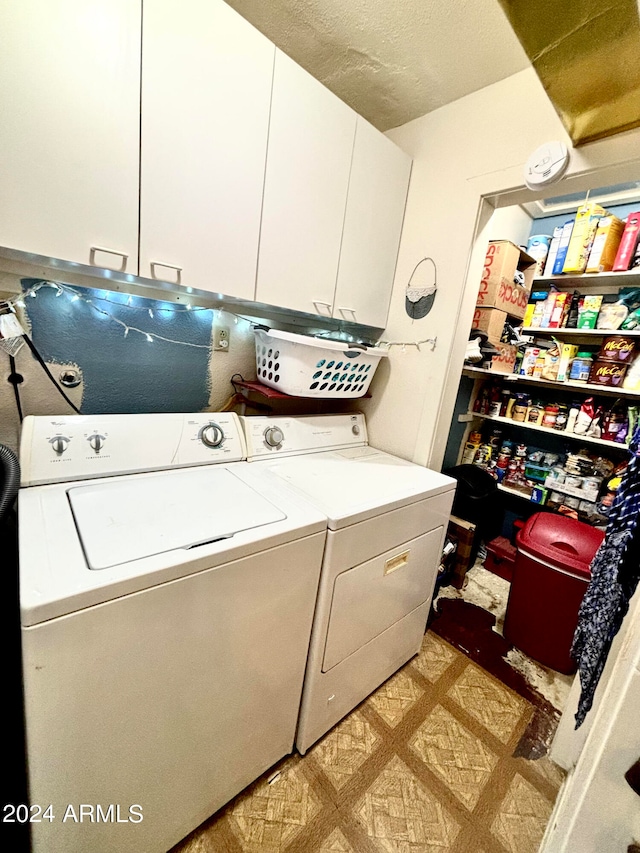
(473, 240, 536, 371)
(531, 201, 640, 278)
(517, 333, 640, 391)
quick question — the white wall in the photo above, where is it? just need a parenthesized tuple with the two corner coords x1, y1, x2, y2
(360, 66, 640, 469)
(486, 205, 533, 247)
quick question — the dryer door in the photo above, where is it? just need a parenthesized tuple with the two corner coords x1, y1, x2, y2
(322, 526, 442, 672)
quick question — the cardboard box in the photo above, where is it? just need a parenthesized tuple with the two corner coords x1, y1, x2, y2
(552, 219, 575, 274)
(539, 292, 557, 328)
(471, 307, 507, 344)
(477, 241, 534, 320)
(543, 226, 563, 276)
(548, 292, 571, 328)
(448, 515, 477, 589)
(613, 211, 640, 271)
(577, 294, 603, 329)
(562, 202, 607, 274)
(487, 343, 517, 374)
(586, 214, 625, 272)
(557, 343, 579, 382)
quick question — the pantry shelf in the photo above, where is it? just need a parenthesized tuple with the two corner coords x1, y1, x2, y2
(497, 483, 533, 500)
(522, 327, 640, 337)
(469, 412, 631, 452)
(462, 366, 640, 398)
(533, 268, 640, 287)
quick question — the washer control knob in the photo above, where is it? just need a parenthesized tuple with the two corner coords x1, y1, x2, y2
(352, 424, 360, 435)
(50, 435, 70, 455)
(88, 433, 106, 453)
(200, 422, 224, 448)
(264, 426, 284, 448)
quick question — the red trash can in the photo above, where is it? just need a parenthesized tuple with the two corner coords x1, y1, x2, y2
(503, 513, 604, 674)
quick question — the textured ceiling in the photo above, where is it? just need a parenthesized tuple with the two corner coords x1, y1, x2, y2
(223, 0, 531, 131)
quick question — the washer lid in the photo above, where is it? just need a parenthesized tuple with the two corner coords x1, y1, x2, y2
(68, 467, 286, 570)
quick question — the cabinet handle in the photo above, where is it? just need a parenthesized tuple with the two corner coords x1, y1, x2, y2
(89, 246, 129, 272)
(150, 261, 182, 285)
(312, 300, 332, 316)
(338, 307, 357, 321)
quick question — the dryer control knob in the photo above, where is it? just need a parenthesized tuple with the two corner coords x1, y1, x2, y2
(88, 434, 105, 453)
(264, 426, 284, 448)
(50, 435, 70, 455)
(200, 423, 224, 448)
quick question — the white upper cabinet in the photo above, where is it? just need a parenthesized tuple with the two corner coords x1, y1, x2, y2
(334, 118, 412, 328)
(140, 0, 274, 298)
(0, 0, 141, 272)
(256, 50, 357, 318)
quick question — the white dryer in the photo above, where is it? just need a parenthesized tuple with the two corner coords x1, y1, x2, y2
(18, 412, 326, 853)
(241, 413, 456, 753)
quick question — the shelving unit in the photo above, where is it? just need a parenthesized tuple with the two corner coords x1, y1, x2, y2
(533, 268, 640, 287)
(462, 366, 639, 398)
(450, 225, 640, 529)
(470, 412, 630, 452)
(522, 327, 640, 337)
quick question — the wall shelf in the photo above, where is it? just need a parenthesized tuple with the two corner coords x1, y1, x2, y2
(462, 366, 640, 398)
(497, 483, 533, 500)
(469, 411, 631, 452)
(522, 326, 640, 337)
(533, 268, 640, 287)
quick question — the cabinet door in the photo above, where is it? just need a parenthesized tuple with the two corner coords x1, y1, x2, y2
(0, 0, 140, 272)
(334, 118, 412, 328)
(256, 50, 356, 317)
(140, 0, 274, 298)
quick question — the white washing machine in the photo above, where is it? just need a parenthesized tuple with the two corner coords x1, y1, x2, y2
(241, 413, 456, 753)
(18, 412, 326, 853)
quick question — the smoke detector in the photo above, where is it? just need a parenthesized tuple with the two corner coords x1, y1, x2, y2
(524, 141, 570, 190)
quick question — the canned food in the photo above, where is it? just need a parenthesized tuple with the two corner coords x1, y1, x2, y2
(564, 474, 583, 489)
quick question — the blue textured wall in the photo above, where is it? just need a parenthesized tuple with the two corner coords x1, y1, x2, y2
(22, 279, 211, 414)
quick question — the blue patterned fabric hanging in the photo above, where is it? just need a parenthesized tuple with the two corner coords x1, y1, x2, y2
(571, 423, 640, 728)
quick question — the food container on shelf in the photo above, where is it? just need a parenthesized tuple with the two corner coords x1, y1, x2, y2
(598, 335, 636, 362)
(589, 360, 628, 387)
(568, 351, 595, 382)
(254, 328, 388, 398)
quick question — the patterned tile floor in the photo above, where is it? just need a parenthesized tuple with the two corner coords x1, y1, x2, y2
(171, 632, 564, 853)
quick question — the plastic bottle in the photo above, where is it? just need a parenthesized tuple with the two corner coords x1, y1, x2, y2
(554, 404, 569, 431)
(499, 388, 511, 417)
(461, 433, 482, 464)
(567, 402, 581, 433)
(526, 400, 544, 425)
(569, 351, 595, 382)
(512, 394, 528, 422)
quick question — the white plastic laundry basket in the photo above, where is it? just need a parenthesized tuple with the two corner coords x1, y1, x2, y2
(254, 329, 387, 398)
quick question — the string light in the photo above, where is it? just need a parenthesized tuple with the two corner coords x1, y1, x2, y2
(5, 280, 438, 356)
